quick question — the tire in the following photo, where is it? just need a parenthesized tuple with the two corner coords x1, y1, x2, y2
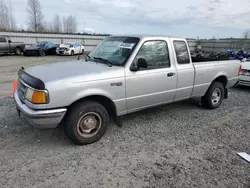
(14, 47, 22, 55)
(71, 50, 74, 56)
(201, 82, 225, 109)
(64, 101, 109, 145)
(81, 49, 84, 54)
(39, 50, 45, 56)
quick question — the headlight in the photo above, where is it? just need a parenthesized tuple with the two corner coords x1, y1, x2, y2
(66, 48, 69, 51)
(25, 88, 48, 104)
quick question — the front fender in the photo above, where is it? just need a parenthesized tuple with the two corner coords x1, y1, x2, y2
(71, 88, 114, 105)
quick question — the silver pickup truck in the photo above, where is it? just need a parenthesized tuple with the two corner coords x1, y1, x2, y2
(0, 36, 25, 55)
(14, 35, 241, 145)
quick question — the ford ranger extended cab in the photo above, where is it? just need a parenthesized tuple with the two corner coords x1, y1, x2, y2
(0, 36, 25, 55)
(14, 35, 241, 145)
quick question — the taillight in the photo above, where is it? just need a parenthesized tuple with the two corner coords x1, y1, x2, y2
(238, 65, 242, 76)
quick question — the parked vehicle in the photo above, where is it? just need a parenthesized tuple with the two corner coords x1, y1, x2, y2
(14, 35, 240, 145)
(56, 42, 84, 56)
(226, 49, 249, 60)
(239, 61, 250, 86)
(23, 41, 57, 56)
(0, 36, 25, 55)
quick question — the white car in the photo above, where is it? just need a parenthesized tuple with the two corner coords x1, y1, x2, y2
(56, 42, 84, 56)
(239, 61, 250, 86)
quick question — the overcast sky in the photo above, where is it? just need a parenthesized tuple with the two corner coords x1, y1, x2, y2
(11, 0, 250, 38)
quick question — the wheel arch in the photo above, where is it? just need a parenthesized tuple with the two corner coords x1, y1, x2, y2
(204, 75, 228, 99)
(212, 75, 228, 88)
(67, 95, 118, 119)
(15, 46, 23, 50)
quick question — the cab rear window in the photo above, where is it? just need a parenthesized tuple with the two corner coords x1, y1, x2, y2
(173, 41, 190, 64)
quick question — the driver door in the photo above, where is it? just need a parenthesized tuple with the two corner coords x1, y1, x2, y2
(125, 40, 177, 113)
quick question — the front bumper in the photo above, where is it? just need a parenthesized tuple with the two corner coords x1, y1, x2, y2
(14, 90, 67, 129)
(56, 50, 70, 55)
(238, 79, 250, 86)
(238, 75, 250, 86)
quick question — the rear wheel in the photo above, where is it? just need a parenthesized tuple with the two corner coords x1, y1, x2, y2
(64, 101, 109, 145)
(14, 47, 22, 55)
(202, 82, 225, 109)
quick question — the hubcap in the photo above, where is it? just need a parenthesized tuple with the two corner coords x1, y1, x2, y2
(76, 112, 102, 138)
(211, 88, 221, 105)
(16, 48, 21, 54)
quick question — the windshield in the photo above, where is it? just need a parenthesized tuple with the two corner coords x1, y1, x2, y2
(88, 36, 140, 65)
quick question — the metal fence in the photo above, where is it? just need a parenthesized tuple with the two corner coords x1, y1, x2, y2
(0, 32, 199, 53)
(2, 31, 250, 54)
(0, 32, 106, 52)
(199, 39, 250, 53)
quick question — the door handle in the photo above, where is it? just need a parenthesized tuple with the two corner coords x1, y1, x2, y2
(167, 72, 175, 77)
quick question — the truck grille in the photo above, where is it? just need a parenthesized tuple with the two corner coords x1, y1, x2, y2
(59, 47, 67, 50)
(17, 79, 27, 102)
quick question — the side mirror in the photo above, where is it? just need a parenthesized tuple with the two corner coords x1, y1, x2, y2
(130, 58, 148, 71)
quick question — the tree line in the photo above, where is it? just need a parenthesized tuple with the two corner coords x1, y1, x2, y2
(0, 0, 78, 33)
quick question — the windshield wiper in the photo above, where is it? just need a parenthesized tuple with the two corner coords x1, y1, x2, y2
(93, 57, 113, 67)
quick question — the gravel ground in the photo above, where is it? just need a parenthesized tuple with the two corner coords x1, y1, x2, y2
(0, 56, 250, 188)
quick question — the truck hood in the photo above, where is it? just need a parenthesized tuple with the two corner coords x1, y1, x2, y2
(24, 60, 124, 85)
(59, 44, 70, 48)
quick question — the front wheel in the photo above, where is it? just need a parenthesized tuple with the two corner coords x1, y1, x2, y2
(71, 50, 74, 56)
(202, 82, 225, 109)
(39, 50, 45, 56)
(64, 101, 109, 145)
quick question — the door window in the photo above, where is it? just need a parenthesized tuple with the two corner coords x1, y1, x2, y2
(134, 40, 170, 70)
(173, 41, 190, 64)
(0, 37, 6, 42)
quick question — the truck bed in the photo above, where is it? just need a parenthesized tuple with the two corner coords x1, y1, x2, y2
(191, 59, 240, 97)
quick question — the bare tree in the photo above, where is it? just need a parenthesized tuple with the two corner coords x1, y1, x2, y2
(0, 0, 16, 31)
(62, 16, 67, 33)
(62, 15, 77, 33)
(243, 30, 249, 39)
(27, 0, 44, 32)
(52, 14, 61, 33)
(68, 15, 77, 33)
(0, 0, 9, 31)
(8, 0, 16, 30)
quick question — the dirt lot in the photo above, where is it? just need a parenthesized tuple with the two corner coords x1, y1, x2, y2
(0, 55, 250, 188)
